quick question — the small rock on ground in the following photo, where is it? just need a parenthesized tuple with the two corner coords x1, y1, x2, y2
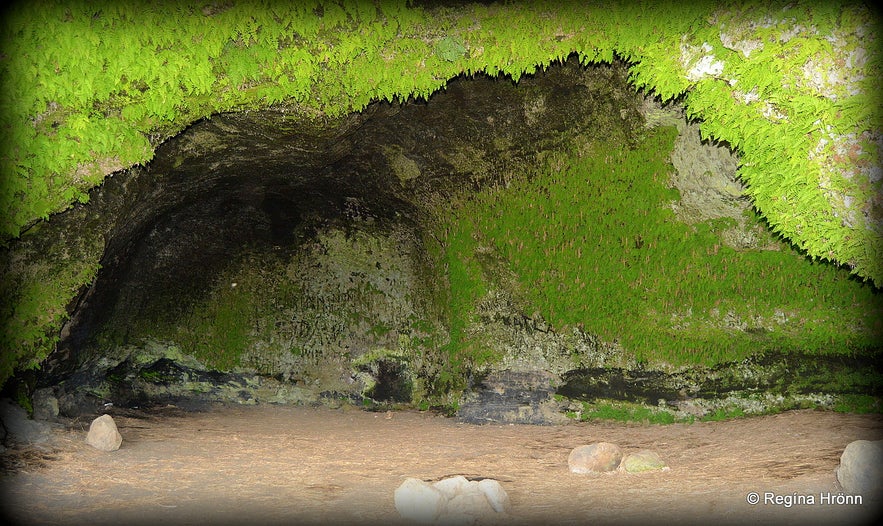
(568, 442, 623, 473)
(620, 450, 667, 473)
(86, 414, 122, 452)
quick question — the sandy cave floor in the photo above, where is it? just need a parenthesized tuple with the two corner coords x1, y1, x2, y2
(1, 404, 881, 526)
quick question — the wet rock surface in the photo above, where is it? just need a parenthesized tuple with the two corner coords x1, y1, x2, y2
(457, 370, 565, 425)
(558, 350, 883, 417)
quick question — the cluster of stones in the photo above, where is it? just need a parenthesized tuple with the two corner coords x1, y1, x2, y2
(392, 442, 667, 524)
(394, 475, 510, 524)
(567, 441, 668, 474)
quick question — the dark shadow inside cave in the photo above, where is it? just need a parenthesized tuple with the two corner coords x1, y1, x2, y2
(366, 359, 412, 404)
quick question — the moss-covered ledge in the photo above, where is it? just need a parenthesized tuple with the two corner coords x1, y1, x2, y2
(1, 1, 881, 388)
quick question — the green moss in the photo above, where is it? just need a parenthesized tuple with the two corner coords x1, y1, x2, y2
(95, 220, 448, 392)
(569, 400, 678, 424)
(445, 126, 882, 368)
(138, 370, 168, 384)
(2, 1, 879, 284)
(174, 284, 252, 371)
(2, 1, 881, 390)
(699, 405, 746, 422)
(833, 394, 882, 414)
(0, 220, 103, 383)
(383, 146, 422, 183)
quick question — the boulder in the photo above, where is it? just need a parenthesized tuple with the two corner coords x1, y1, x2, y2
(433, 475, 472, 499)
(837, 439, 883, 497)
(568, 442, 623, 473)
(32, 388, 60, 422)
(620, 450, 667, 473)
(0, 398, 52, 445)
(85, 414, 122, 452)
(444, 491, 496, 524)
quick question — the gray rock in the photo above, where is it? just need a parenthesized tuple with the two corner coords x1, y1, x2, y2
(837, 439, 883, 497)
(568, 442, 623, 473)
(86, 414, 122, 452)
(0, 398, 52, 445)
(620, 450, 667, 473)
(32, 388, 59, 421)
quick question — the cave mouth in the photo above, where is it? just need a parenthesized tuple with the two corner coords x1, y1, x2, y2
(365, 359, 413, 404)
(26, 55, 879, 423)
(38, 56, 652, 416)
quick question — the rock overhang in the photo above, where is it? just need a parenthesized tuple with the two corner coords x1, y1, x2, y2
(33, 59, 645, 398)
(2, 3, 881, 400)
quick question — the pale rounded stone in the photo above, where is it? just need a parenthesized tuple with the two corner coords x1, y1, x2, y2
(396, 475, 510, 522)
(568, 442, 623, 473)
(620, 450, 667, 473)
(394, 478, 446, 523)
(477, 478, 510, 513)
(837, 439, 883, 497)
(433, 475, 472, 499)
(85, 414, 122, 452)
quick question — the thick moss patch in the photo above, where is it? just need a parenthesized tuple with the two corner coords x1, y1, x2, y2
(444, 126, 882, 368)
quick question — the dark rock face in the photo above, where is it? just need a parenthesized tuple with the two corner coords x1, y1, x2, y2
(366, 359, 412, 403)
(457, 370, 564, 425)
(558, 351, 883, 405)
(558, 351, 883, 418)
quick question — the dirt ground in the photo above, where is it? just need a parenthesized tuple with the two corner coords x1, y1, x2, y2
(1, 404, 881, 526)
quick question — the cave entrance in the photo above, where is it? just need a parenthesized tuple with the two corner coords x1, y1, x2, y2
(40, 57, 655, 416)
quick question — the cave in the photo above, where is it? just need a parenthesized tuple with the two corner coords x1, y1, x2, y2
(0, 2, 879, 430)
(0, 56, 873, 425)
(26, 59, 649, 416)
(2, 4, 882, 524)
